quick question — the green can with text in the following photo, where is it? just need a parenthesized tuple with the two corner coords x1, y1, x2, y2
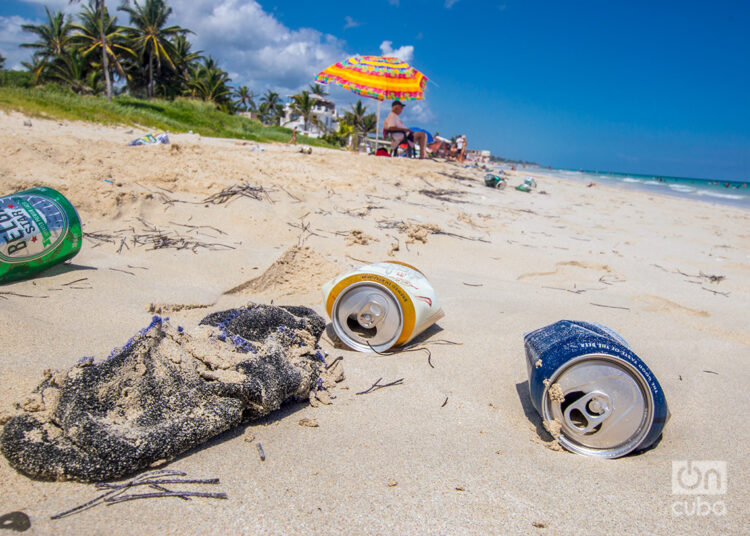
(0, 187, 82, 283)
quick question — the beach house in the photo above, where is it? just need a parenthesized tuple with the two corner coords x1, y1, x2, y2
(282, 94, 340, 138)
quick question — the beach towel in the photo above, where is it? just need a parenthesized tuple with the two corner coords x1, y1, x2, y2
(0, 305, 328, 482)
(128, 133, 170, 146)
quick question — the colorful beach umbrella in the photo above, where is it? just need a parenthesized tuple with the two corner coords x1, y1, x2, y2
(315, 55, 428, 145)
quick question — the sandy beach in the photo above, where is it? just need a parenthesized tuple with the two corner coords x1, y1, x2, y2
(1, 111, 748, 535)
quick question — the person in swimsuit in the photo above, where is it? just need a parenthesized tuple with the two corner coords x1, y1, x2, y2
(383, 100, 427, 159)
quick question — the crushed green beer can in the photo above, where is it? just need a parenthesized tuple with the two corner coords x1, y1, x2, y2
(0, 187, 82, 283)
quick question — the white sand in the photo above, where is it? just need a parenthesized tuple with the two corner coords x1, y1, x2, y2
(1, 111, 748, 534)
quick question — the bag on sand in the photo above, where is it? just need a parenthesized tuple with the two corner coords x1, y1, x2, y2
(1, 305, 327, 482)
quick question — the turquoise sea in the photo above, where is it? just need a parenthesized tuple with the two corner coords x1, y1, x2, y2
(526, 168, 750, 210)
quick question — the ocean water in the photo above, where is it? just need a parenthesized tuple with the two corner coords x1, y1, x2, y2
(516, 168, 750, 210)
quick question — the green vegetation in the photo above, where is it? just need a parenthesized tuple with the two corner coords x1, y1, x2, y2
(0, 86, 331, 146)
(2, 0, 372, 150)
(17, 0, 235, 111)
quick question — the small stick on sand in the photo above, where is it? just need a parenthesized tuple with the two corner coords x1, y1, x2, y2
(367, 341, 435, 369)
(279, 186, 302, 202)
(433, 230, 490, 243)
(62, 278, 88, 286)
(257, 442, 266, 461)
(590, 303, 630, 311)
(345, 254, 373, 264)
(325, 356, 344, 370)
(701, 287, 730, 297)
(356, 377, 404, 395)
(0, 291, 48, 299)
(96, 478, 220, 489)
(51, 470, 189, 519)
(105, 491, 227, 504)
(441, 397, 449, 408)
(109, 268, 135, 276)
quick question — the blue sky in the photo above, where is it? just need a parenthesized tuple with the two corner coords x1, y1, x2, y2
(1, 0, 748, 181)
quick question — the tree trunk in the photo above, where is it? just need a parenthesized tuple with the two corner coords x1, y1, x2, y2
(99, 1, 112, 102)
(148, 52, 153, 99)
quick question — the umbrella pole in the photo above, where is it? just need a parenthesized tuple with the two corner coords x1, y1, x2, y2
(375, 99, 381, 149)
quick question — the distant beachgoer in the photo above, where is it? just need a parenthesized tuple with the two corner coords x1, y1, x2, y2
(459, 135, 467, 162)
(384, 100, 426, 159)
(456, 135, 464, 162)
(450, 143, 458, 160)
(288, 126, 297, 145)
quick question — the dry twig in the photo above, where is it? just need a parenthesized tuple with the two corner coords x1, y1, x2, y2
(356, 377, 404, 395)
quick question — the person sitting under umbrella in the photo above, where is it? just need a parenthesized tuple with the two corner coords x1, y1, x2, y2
(383, 100, 427, 159)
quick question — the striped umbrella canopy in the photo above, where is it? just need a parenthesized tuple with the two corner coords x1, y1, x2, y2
(315, 55, 428, 148)
(315, 55, 428, 101)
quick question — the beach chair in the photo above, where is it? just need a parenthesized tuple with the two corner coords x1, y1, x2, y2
(384, 128, 416, 158)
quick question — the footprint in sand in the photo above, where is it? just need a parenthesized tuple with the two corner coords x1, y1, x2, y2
(517, 260, 623, 290)
(635, 295, 709, 318)
(635, 295, 750, 346)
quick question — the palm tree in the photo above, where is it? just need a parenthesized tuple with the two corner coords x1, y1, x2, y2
(22, 57, 47, 85)
(308, 83, 328, 97)
(343, 100, 369, 131)
(234, 85, 256, 112)
(21, 8, 74, 59)
(21, 8, 75, 83)
(259, 89, 283, 125)
(185, 56, 232, 107)
(46, 49, 95, 93)
(289, 90, 316, 131)
(342, 101, 379, 150)
(71, 1, 135, 100)
(171, 34, 201, 81)
(119, 0, 185, 98)
(360, 113, 377, 138)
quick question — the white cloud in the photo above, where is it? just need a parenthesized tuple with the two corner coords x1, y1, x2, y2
(0, 16, 35, 70)
(3, 0, 431, 122)
(344, 16, 360, 29)
(169, 0, 349, 94)
(1, 1, 116, 70)
(379, 40, 414, 62)
(20, 0, 85, 15)
(402, 100, 435, 126)
(445, 0, 461, 7)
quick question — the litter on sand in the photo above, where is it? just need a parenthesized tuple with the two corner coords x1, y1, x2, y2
(0, 304, 336, 482)
(128, 133, 170, 146)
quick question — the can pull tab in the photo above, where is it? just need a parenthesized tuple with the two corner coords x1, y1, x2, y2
(356, 294, 388, 329)
(563, 391, 613, 435)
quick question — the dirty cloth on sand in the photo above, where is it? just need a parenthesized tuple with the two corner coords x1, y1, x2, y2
(0, 305, 326, 482)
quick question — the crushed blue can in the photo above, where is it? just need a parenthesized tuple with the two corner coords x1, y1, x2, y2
(524, 320, 669, 458)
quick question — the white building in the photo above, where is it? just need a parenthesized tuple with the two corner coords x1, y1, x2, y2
(282, 93, 340, 138)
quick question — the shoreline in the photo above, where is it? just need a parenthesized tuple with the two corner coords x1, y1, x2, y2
(522, 167, 750, 210)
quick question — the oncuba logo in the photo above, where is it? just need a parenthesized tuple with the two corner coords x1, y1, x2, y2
(671, 461, 727, 517)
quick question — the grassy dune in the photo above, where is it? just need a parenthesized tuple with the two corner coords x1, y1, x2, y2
(0, 86, 332, 146)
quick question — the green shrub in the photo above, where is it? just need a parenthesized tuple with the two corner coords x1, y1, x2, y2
(0, 70, 33, 88)
(0, 86, 336, 148)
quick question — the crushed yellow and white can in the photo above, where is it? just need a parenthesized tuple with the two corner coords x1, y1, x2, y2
(322, 261, 445, 352)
